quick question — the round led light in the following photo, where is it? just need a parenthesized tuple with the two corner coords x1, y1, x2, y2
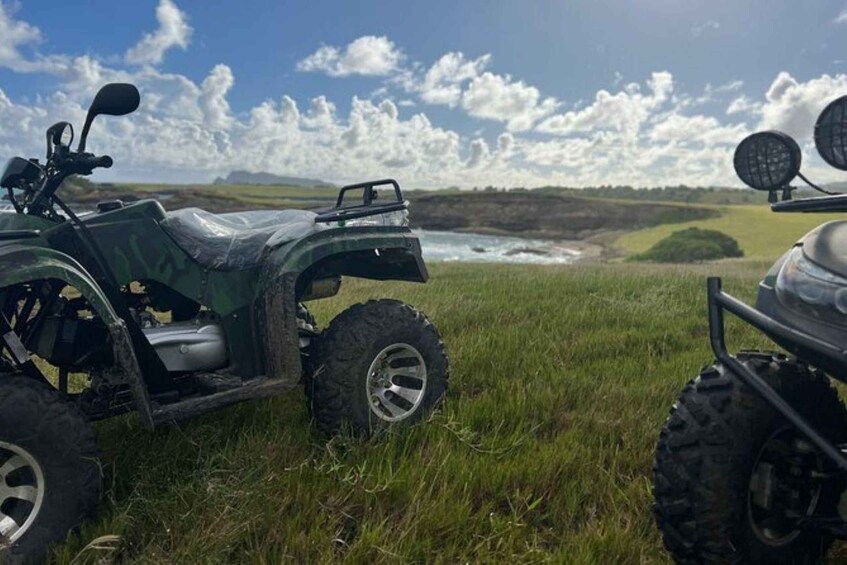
(815, 95, 847, 171)
(733, 131, 801, 191)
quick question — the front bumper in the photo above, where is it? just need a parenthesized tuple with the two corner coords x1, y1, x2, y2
(707, 277, 847, 470)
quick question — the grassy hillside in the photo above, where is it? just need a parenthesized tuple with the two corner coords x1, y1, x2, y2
(52, 260, 847, 563)
(615, 204, 845, 259)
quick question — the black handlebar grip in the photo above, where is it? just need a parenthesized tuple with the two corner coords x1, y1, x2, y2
(74, 154, 112, 172)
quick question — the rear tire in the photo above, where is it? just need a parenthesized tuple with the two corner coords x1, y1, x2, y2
(0, 376, 101, 563)
(306, 299, 448, 436)
(653, 352, 847, 564)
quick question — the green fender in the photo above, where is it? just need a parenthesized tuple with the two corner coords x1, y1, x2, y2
(0, 243, 154, 426)
(255, 225, 428, 386)
(0, 243, 119, 321)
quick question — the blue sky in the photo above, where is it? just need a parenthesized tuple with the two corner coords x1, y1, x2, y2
(2, 0, 847, 187)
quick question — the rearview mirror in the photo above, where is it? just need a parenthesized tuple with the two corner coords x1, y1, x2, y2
(78, 83, 140, 152)
(45, 121, 73, 159)
(88, 83, 140, 117)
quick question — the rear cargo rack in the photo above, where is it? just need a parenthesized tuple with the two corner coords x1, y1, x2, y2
(315, 179, 407, 223)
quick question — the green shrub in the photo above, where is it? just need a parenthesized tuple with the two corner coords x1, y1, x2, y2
(632, 227, 743, 263)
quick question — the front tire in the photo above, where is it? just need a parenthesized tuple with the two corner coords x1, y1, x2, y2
(306, 299, 448, 436)
(653, 352, 847, 564)
(0, 376, 101, 563)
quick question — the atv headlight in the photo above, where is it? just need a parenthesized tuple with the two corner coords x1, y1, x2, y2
(775, 246, 847, 324)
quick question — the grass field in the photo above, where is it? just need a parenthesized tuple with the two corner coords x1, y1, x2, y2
(49, 258, 847, 563)
(615, 204, 844, 259)
(38, 188, 847, 562)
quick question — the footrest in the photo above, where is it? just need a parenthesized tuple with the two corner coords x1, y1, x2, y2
(194, 372, 243, 394)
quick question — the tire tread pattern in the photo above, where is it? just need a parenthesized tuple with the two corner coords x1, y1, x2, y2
(653, 351, 847, 564)
(0, 375, 101, 563)
(305, 299, 448, 436)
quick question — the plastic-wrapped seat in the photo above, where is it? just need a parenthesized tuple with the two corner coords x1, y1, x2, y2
(162, 208, 325, 270)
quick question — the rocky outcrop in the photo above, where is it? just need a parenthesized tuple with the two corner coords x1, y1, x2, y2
(213, 170, 334, 187)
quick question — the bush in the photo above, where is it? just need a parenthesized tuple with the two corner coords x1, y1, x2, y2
(632, 227, 743, 263)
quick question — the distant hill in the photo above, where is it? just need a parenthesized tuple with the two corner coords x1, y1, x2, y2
(213, 170, 335, 187)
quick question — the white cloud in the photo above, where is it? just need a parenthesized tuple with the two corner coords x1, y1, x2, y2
(648, 114, 748, 145)
(466, 137, 489, 168)
(297, 36, 402, 77)
(835, 7, 847, 23)
(461, 72, 558, 132)
(5, 3, 847, 189)
(691, 20, 720, 37)
(419, 52, 490, 106)
(726, 95, 761, 116)
(200, 64, 234, 129)
(718, 80, 744, 92)
(0, 2, 69, 73)
(125, 0, 192, 66)
(0, 2, 40, 71)
(536, 72, 672, 139)
(757, 71, 847, 138)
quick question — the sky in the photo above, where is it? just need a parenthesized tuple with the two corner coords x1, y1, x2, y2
(1, 0, 847, 188)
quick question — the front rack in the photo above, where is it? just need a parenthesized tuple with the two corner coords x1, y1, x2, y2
(314, 179, 407, 224)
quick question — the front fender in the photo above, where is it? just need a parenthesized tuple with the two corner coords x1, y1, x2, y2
(255, 226, 428, 385)
(0, 244, 119, 321)
(0, 244, 154, 427)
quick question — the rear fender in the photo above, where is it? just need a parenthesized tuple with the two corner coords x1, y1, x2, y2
(0, 244, 154, 426)
(255, 226, 427, 386)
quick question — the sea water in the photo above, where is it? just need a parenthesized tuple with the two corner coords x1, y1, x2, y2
(415, 230, 580, 265)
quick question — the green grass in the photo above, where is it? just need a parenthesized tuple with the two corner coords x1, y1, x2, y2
(50, 260, 846, 563)
(615, 204, 844, 259)
(36, 193, 847, 561)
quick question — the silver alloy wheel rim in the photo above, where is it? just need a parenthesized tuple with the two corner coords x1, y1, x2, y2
(365, 343, 427, 422)
(0, 442, 44, 544)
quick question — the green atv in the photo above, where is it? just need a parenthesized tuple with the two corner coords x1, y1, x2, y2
(0, 83, 449, 559)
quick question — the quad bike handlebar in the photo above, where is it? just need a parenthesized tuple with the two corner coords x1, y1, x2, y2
(26, 150, 113, 215)
(61, 152, 113, 175)
(1, 83, 137, 217)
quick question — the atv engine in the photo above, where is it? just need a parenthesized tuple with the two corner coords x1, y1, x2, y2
(142, 317, 228, 372)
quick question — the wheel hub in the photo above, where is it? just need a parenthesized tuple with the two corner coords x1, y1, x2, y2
(748, 428, 823, 546)
(0, 441, 44, 545)
(365, 343, 427, 422)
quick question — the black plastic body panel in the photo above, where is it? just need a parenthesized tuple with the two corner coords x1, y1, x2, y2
(799, 221, 847, 280)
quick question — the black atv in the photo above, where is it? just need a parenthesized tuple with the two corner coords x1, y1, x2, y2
(653, 95, 847, 563)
